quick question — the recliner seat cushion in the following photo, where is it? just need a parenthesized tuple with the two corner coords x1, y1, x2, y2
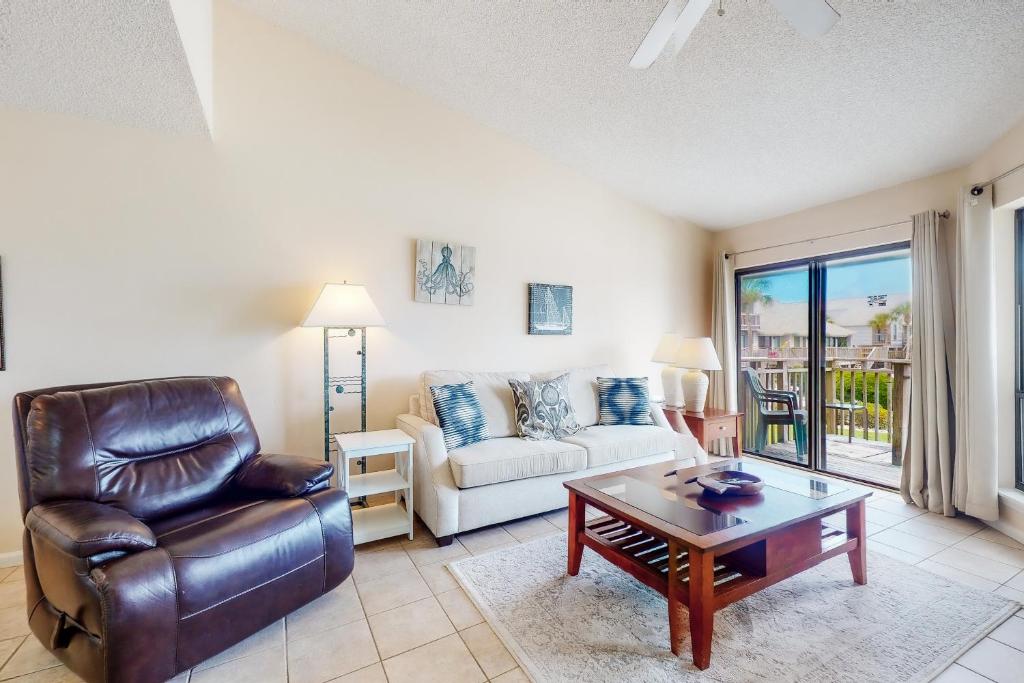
(157, 497, 325, 619)
(447, 437, 586, 488)
(561, 425, 681, 468)
(156, 489, 352, 667)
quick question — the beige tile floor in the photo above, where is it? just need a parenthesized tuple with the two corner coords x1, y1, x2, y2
(0, 480, 1023, 682)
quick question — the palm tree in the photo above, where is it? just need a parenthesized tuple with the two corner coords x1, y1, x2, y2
(740, 278, 774, 312)
(890, 302, 911, 349)
(868, 312, 893, 345)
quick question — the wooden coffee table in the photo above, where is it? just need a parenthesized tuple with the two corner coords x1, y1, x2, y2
(563, 458, 872, 670)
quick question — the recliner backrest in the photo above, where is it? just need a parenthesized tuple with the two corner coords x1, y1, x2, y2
(20, 377, 260, 521)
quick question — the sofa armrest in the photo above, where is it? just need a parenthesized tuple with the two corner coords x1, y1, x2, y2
(396, 413, 460, 538)
(233, 453, 334, 497)
(651, 404, 673, 431)
(649, 404, 708, 465)
(26, 500, 156, 558)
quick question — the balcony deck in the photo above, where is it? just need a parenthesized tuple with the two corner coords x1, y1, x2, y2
(758, 434, 900, 488)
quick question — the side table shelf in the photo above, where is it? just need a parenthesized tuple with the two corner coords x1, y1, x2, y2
(334, 429, 415, 545)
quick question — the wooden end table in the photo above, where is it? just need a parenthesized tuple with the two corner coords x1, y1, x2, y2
(664, 407, 743, 455)
(563, 459, 871, 669)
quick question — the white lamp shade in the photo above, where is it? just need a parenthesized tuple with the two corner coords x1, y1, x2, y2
(651, 333, 683, 364)
(301, 283, 385, 328)
(675, 337, 721, 371)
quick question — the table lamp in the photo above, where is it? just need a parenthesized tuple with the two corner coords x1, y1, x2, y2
(302, 282, 385, 461)
(675, 337, 721, 413)
(652, 333, 685, 407)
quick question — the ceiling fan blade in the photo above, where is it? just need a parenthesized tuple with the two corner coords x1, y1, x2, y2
(768, 0, 839, 38)
(630, 0, 712, 70)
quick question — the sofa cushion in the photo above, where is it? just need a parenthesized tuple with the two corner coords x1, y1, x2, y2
(561, 425, 681, 468)
(448, 437, 587, 488)
(420, 370, 529, 437)
(531, 364, 611, 427)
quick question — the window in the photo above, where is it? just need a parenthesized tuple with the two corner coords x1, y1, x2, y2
(1016, 208, 1024, 492)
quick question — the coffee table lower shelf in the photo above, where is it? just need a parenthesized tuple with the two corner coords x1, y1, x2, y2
(583, 514, 857, 609)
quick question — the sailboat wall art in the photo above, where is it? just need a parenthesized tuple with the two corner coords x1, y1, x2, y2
(415, 239, 476, 306)
(528, 283, 573, 336)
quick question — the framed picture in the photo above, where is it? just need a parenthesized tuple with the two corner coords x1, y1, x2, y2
(528, 283, 572, 335)
(415, 239, 476, 306)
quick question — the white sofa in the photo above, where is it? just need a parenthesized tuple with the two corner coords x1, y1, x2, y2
(396, 365, 706, 543)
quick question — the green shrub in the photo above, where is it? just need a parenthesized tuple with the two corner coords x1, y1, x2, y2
(832, 370, 892, 409)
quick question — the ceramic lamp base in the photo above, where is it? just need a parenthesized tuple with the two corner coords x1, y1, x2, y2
(681, 369, 710, 413)
(661, 366, 685, 408)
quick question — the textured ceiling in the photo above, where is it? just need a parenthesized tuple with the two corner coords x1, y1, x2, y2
(234, 0, 1024, 227)
(0, 1, 207, 134)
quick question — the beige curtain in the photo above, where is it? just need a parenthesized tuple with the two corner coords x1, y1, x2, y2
(902, 210, 957, 515)
(952, 187, 1000, 520)
(708, 251, 738, 454)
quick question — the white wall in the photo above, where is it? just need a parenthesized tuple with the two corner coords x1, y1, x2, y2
(0, 1, 711, 555)
(715, 168, 963, 269)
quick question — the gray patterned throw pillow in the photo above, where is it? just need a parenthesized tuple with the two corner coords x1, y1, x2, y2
(508, 374, 584, 440)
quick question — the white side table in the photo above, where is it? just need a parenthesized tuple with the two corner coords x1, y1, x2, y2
(334, 429, 415, 545)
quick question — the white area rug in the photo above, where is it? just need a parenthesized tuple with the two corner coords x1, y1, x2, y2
(449, 535, 1019, 683)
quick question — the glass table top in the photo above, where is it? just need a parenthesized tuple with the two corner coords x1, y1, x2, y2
(583, 462, 849, 536)
(585, 475, 747, 535)
(726, 462, 848, 500)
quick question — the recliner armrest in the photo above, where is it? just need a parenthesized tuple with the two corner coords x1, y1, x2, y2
(233, 453, 334, 497)
(26, 500, 156, 558)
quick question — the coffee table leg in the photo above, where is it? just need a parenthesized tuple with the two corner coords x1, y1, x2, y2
(687, 547, 715, 669)
(846, 500, 867, 585)
(666, 540, 687, 657)
(567, 491, 585, 576)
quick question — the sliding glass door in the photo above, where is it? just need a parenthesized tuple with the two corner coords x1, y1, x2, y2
(736, 243, 911, 488)
(738, 264, 811, 467)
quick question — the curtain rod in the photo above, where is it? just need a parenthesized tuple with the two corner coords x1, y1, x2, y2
(971, 159, 1024, 194)
(724, 210, 950, 259)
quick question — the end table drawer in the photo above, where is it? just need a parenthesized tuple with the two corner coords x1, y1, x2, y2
(706, 419, 737, 439)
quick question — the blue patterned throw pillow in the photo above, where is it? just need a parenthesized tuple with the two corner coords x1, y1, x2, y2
(597, 377, 655, 426)
(429, 381, 491, 450)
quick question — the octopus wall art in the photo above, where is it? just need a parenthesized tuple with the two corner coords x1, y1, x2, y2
(415, 239, 476, 306)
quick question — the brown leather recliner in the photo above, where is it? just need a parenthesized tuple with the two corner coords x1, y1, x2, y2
(11, 377, 354, 683)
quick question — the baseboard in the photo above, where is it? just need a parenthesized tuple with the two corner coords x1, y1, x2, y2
(0, 550, 23, 568)
(989, 493, 1024, 546)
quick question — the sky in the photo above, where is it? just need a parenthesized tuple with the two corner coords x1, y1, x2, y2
(743, 253, 911, 304)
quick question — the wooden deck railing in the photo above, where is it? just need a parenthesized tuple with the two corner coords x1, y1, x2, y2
(740, 358, 910, 466)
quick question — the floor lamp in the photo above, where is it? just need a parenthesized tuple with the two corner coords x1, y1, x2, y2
(301, 283, 385, 464)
